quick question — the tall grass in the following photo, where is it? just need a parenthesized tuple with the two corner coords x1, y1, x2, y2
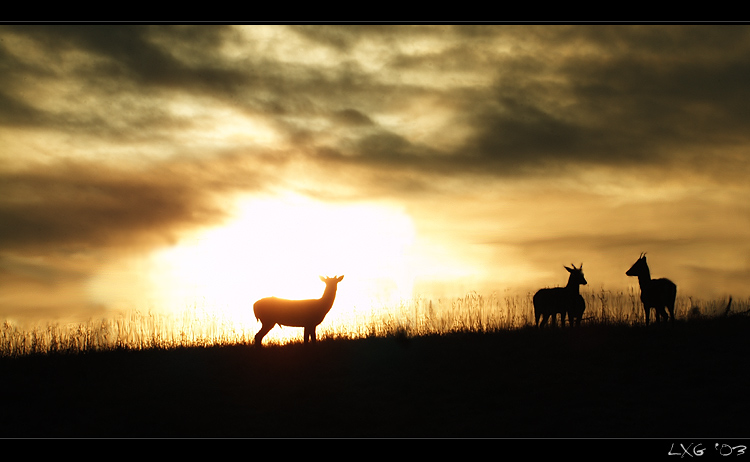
(0, 303, 252, 357)
(0, 289, 743, 357)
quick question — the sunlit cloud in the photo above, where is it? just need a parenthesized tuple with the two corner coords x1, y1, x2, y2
(2, 24, 750, 323)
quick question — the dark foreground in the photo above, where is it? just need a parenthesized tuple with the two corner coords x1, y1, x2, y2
(1, 318, 749, 439)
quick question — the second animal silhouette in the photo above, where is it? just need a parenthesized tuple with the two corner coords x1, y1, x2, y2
(626, 253, 676, 325)
(533, 264, 587, 328)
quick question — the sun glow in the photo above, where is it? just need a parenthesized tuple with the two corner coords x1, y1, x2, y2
(146, 193, 417, 329)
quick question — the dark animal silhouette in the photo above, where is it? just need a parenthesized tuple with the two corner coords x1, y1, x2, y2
(533, 264, 587, 327)
(253, 275, 344, 347)
(626, 253, 676, 325)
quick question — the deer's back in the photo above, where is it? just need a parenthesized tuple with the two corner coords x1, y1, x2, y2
(253, 297, 329, 327)
(641, 278, 677, 306)
(533, 288, 578, 313)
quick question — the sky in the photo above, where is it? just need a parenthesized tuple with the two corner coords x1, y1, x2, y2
(1, 24, 749, 324)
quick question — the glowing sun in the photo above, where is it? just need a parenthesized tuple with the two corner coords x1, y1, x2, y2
(147, 193, 417, 324)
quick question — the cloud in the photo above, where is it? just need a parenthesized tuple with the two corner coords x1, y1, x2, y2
(3, 24, 750, 195)
(269, 25, 750, 190)
(329, 108, 374, 127)
(2, 24, 750, 318)
(0, 152, 292, 254)
(5, 25, 748, 182)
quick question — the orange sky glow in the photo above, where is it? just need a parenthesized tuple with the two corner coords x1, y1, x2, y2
(1, 25, 749, 327)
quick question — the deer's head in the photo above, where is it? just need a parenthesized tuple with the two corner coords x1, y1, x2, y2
(320, 275, 345, 284)
(565, 264, 587, 285)
(626, 253, 647, 276)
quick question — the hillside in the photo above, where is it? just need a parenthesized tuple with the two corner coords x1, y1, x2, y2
(1, 318, 749, 439)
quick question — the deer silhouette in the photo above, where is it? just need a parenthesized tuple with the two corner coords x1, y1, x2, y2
(626, 253, 676, 325)
(253, 275, 344, 347)
(533, 264, 587, 328)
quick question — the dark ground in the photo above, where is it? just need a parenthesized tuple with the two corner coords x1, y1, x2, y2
(1, 317, 749, 439)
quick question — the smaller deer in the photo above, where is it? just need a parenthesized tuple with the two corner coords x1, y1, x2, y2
(533, 264, 587, 328)
(626, 253, 676, 325)
(253, 275, 344, 347)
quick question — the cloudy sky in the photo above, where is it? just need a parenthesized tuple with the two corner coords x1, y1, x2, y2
(1, 24, 749, 323)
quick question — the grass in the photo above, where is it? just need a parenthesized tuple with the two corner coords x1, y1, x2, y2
(0, 289, 747, 438)
(0, 288, 742, 356)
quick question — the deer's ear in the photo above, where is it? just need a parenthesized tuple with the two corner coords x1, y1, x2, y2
(337, 275, 344, 282)
(564, 266, 572, 272)
(320, 276, 326, 282)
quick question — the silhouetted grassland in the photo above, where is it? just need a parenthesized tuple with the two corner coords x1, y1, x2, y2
(0, 289, 737, 356)
(0, 296, 749, 437)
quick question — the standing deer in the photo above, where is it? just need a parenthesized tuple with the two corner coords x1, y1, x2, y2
(626, 253, 676, 325)
(253, 275, 344, 347)
(533, 264, 587, 328)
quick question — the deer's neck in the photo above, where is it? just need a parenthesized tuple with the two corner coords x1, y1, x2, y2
(565, 278, 581, 294)
(319, 285, 338, 309)
(636, 268, 652, 288)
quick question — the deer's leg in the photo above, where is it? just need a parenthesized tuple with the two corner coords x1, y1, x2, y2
(657, 306, 668, 323)
(255, 322, 275, 347)
(644, 305, 651, 326)
(302, 326, 317, 344)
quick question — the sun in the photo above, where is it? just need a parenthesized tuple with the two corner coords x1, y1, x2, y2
(146, 192, 417, 326)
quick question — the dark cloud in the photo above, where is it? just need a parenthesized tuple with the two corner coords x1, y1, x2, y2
(0, 25, 254, 140)
(3, 24, 749, 195)
(4, 25, 748, 175)
(5, 25, 241, 89)
(0, 90, 45, 126)
(330, 108, 374, 127)
(0, 153, 278, 254)
(263, 25, 750, 188)
(450, 28, 750, 178)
